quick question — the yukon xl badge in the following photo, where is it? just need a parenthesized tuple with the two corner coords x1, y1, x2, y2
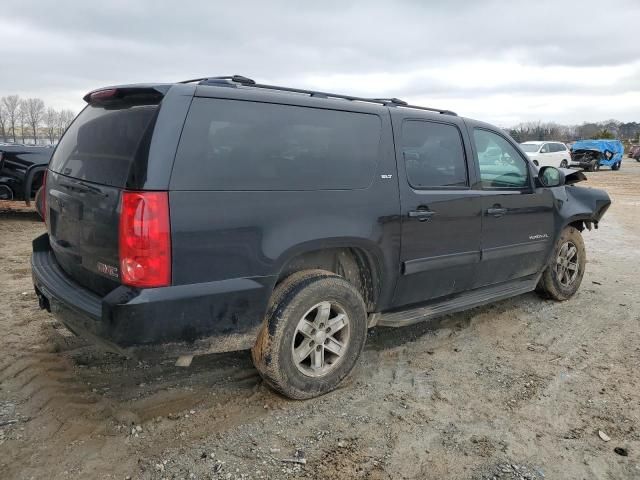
(97, 262, 119, 279)
(529, 233, 549, 240)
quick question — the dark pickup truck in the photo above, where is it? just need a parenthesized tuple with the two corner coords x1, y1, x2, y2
(31, 77, 611, 399)
(0, 143, 53, 202)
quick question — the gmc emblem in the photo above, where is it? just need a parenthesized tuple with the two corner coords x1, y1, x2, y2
(97, 262, 119, 279)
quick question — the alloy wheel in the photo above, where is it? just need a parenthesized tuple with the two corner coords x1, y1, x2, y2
(555, 241, 579, 287)
(291, 301, 351, 377)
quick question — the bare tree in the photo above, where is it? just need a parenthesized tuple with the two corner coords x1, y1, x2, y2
(25, 98, 45, 144)
(58, 109, 75, 137)
(43, 107, 59, 144)
(18, 100, 27, 143)
(2, 95, 21, 143)
(0, 101, 7, 142)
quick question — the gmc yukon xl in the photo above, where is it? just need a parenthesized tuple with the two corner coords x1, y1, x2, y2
(31, 76, 611, 398)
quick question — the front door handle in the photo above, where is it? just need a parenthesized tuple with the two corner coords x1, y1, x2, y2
(408, 209, 435, 222)
(487, 207, 507, 217)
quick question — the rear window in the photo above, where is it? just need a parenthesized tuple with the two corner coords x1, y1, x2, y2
(49, 104, 159, 187)
(170, 98, 381, 190)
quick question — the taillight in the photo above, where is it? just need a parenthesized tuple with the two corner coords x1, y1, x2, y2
(119, 191, 171, 288)
(87, 88, 118, 103)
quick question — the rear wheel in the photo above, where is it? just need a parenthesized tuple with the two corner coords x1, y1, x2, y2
(611, 161, 621, 171)
(252, 270, 368, 399)
(537, 227, 586, 301)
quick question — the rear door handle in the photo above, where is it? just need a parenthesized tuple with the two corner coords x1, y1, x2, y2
(408, 210, 436, 222)
(487, 207, 507, 217)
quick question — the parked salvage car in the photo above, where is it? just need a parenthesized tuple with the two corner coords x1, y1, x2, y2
(0, 144, 53, 202)
(570, 139, 624, 171)
(628, 144, 640, 161)
(520, 141, 571, 168)
(31, 76, 611, 399)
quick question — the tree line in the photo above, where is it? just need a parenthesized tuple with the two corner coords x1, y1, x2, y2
(0, 95, 76, 145)
(506, 120, 640, 144)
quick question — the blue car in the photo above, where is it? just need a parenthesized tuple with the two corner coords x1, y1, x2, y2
(570, 139, 624, 171)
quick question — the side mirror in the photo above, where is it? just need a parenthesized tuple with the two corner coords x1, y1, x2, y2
(538, 166, 565, 187)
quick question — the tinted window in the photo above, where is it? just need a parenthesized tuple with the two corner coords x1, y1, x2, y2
(49, 104, 159, 187)
(401, 121, 467, 188)
(171, 98, 381, 190)
(554, 143, 567, 152)
(520, 143, 540, 153)
(474, 129, 530, 189)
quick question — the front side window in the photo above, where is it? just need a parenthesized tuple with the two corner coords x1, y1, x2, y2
(401, 121, 468, 188)
(474, 129, 530, 189)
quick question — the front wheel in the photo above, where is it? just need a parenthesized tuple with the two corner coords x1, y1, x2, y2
(252, 270, 368, 399)
(537, 227, 586, 301)
(611, 161, 621, 171)
(560, 159, 568, 168)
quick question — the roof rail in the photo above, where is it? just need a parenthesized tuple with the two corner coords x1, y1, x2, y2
(179, 75, 457, 115)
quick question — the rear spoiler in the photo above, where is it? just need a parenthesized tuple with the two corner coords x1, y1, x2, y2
(83, 84, 172, 105)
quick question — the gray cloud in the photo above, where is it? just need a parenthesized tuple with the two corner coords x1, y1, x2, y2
(1, 0, 640, 123)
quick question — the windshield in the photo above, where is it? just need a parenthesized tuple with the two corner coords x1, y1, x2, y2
(50, 103, 159, 187)
(519, 143, 540, 153)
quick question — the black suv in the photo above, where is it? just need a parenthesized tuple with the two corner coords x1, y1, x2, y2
(32, 76, 611, 399)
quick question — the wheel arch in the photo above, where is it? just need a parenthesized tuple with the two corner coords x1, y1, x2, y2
(274, 240, 384, 312)
(23, 164, 48, 206)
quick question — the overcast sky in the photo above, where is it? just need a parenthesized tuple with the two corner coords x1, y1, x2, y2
(2, 0, 640, 126)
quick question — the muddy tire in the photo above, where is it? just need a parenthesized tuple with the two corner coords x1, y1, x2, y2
(538, 227, 586, 301)
(251, 270, 368, 399)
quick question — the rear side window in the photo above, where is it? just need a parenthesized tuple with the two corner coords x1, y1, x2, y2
(49, 104, 159, 187)
(553, 143, 566, 152)
(171, 98, 381, 190)
(401, 120, 468, 188)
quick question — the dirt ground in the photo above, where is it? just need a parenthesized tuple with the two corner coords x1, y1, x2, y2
(0, 163, 639, 480)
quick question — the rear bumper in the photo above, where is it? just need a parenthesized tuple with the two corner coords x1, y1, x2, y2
(31, 234, 273, 356)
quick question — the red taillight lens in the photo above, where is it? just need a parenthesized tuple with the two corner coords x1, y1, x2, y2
(119, 191, 171, 288)
(88, 88, 118, 103)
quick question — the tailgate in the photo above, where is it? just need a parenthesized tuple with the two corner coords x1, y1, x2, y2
(46, 97, 161, 296)
(47, 171, 122, 295)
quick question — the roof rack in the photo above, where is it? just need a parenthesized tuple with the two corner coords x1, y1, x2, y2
(179, 75, 457, 116)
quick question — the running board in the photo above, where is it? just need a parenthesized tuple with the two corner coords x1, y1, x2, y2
(378, 276, 538, 327)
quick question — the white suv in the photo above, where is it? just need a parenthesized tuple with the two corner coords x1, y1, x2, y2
(520, 141, 571, 168)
